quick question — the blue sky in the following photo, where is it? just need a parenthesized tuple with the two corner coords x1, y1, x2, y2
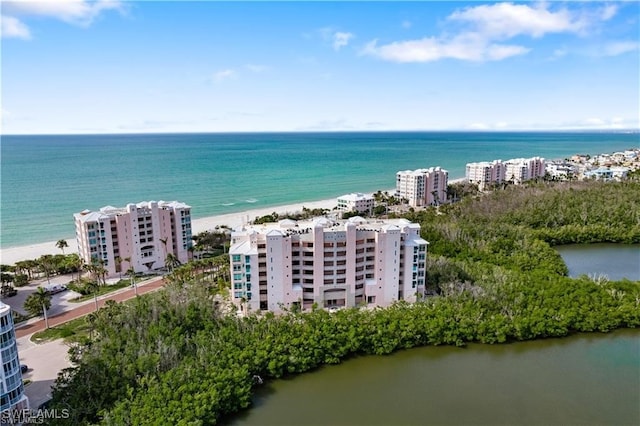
(2, 1, 639, 134)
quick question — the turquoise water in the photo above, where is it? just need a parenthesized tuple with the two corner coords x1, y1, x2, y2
(1, 131, 638, 248)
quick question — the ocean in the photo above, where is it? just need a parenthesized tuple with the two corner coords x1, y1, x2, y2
(1, 131, 638, 249)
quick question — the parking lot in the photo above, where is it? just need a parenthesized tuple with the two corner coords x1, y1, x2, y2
(17, 336, 72, 408)
(2, 273, 82, 317)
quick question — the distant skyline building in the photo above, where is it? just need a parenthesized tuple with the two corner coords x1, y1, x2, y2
(0, 302, 29, 414)
(465, 160, 506, 190)
(504, 157, 546, 184)
(229, 217, 428, 313)
(74, 201, 192, 277)
(336, 193, 375, 216)
(466, 157, 545, 189)
(396, 167, 449, 207)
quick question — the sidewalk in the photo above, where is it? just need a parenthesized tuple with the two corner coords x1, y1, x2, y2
(15, 277, 166, 339)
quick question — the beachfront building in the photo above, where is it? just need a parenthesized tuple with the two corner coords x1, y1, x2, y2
(396, 167, 449, 207)
(337, 193, 375, 216)
(504, 157, 546, 184)
(465, 160, 506, 190)
(545, 160, 578, 180)
(74, 201, 192, 277)
(583, 166, 630, 181)
(0, 302, 29, 414)
(229, 216, 428, 313)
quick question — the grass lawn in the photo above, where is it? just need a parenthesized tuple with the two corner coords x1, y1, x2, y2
(31, 316, 92, 344)
(69, 281, 132, 303)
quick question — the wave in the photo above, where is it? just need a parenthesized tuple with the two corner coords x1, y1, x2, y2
(222, 202, 235, 206)
(245, 198, 258, 203)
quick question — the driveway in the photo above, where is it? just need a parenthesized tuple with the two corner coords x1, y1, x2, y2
(12, 276, 167, 409)
(17, 336, 72, 409)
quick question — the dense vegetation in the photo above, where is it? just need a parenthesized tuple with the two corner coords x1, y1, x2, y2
(48, 181, 640, 425)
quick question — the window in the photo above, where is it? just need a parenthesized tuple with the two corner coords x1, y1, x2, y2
(232, 255, 241, 262)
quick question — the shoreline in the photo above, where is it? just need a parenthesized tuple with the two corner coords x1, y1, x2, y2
(0, 179, 467, 265)
(0, 196, 350, 265)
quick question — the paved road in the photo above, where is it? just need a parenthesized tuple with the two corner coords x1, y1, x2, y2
(15, 277, 166, 338)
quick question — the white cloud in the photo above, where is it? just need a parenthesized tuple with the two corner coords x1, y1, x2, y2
(1, 0, 125, 41)
(319, 27, 354, 51)
(468, 122, 490, 130)
(552, 48, 568, 59)
(333, 31, 354, 51)
(362, 2, 617, 63)
(1, 15, 30, 39)
(600, 4, 618, 21)
(212, 69, 236, 82)
(245, 64, 270, 73)
(448, 2, 589, 39)
(601, 41, 639, 56)
(2, 0, 125, 27)
(362, 33, 529, 63)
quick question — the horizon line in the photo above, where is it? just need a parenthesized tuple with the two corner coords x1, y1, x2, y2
(3, 128, 639, 137)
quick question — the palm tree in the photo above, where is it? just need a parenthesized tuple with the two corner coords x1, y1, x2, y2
(38, 254, 55, 285)
(114, 256, 123, 280)
(56, 239, 69, 255)
(159, 237, 168, 261)
(86, 312, 98, 340)
(91, 259, 107, 286)
(127, 267, 138, 296)
(85, 280, 100, 311)
(69, 255, 84, 282)
(165, 253, 181, 273)
(24, 287, 52, 328)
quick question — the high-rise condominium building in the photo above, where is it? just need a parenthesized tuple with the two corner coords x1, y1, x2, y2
(0, 302, 29, 414)
(229, 216, 428, 313)
(396, 167, 449, 207)
(465, 160, 506, 190)
(336, 193, 375, 216)
(504, 157, 546, 184)
(74, 201, 192, 277)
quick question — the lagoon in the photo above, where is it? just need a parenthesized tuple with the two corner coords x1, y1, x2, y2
(227, 244, 640, 426)
(556, 243, 640, 281)
(228, 330, 639, 426)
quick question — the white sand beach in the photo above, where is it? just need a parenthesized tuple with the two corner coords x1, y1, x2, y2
(0, 197, 341, 265)
(0, 179, 468, 266)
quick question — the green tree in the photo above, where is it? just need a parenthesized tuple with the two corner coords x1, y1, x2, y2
(24, 287, 52, 328)
(38, 254, 56, 285)
(56, 239, 69, 255)
(114, 256, 123, 280)
(165, 253, 181, 273)
(127, 267, 138, 296)
(85, 280, 100, 311)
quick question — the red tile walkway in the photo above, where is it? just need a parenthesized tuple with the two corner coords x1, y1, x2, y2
(15, 277, 166, 338)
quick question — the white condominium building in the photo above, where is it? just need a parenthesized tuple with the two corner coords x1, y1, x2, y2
(0, 302, 29, 414)
(505, 157, 546, 183)
(396, 167, 449, 207)
(465, 160, 506, 190)
(74, 201, 192, 277)
(337, 193, 375, 215)
(229, 216, 428, 313)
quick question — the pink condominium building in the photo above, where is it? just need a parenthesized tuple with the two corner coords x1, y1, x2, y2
(229, 216, 428, 313)
(396, 167, 449, 207)
(466, 157, 545, 190)
(74, 201, 192, 277)
(465, 160, 506, 190)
